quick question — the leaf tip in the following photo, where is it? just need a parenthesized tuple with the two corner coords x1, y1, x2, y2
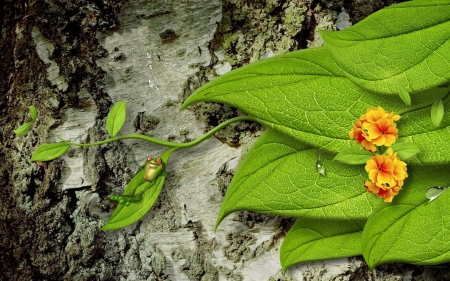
(100, 224, 112, 231)
(215, 208, 230, 231)
(179, 99, 192, 112)
(279, 252, 290, 272)
(214, 216, 223, 232)
(279, 254, 294, 272)
(367, 261, 377, 271)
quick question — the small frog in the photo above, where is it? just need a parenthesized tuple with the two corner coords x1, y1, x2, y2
(144, 155, 164, 182)
(110, 155, 166, 206)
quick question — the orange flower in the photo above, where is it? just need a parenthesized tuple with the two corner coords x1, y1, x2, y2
(349, 119, 376, 152)
(365, 154, 397, 188)
(365, 106, 400, 123)
(364, 180, 401, 203)
(364, 118, 398, 146)
(387, 148, 408, 182)
(349, 106, 400, 150)
(349, 107, 407, 202)
(363, 148, 408, 202)
(365, 107, 387, 123)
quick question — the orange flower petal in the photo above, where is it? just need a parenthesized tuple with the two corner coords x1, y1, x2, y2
(365, 180, 379, 193)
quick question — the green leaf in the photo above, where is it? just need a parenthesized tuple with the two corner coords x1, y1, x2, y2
(390, 143, 420, 160)
(14, 106, 38, 136)
(106, 101, 127, 137)
(182, 47, 399, 153)
(333, 148, 373, 165)
(431, 99, 444, 126)
(215, 129, 378, 229)
(181, 47, 450, 165)
(13, 121, 34, 136)
(30, 142, 71, 162)
(361, 166, 450, 269)
(280, 218, 365, 270)
(320, 0, 450, 94)
(399, 87, 412, 106)
(101, 148, 177, 230)
(29, 105, 37, 121)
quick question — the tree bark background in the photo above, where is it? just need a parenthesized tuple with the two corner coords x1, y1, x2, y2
(1, 0, 450, 280)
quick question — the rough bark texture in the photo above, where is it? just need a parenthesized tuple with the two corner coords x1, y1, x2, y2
(2, 0, 450, 280)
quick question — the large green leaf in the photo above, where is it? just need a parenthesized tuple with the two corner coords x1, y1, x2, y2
(101, 148, 177, 230)
(215, 129, 378, 228)
(361, 165, 450, 269)
(181, 47, 450, 165)
(320, 0, 450, 94)
(280, 218, 365, 270)
(182, 47, 360, 153)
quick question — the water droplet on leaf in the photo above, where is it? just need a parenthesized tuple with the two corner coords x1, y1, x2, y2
(426, 186, 449, 202)
(316, 158, 326, 177)
(148, 80, 154, 88)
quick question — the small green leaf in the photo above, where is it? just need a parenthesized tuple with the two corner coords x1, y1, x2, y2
(101, 148, 177, 230)
(333, 148, 373, 165)
(281, 218, 365, 270)
(390, 143, 420, 160)
(30, 142, 71, 162)
(362, 166, 450, 269)
(13, 106, 38, 136)
(431, 99, 444, 126)
(13, 122, 34, 136)
(29, 105, 37, 121)
(106, 101, 127, 137)
(398, 87, 411, 106)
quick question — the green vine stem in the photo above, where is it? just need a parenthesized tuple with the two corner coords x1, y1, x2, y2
(397, 85, 450, 115)
(49, 116, 259, 149)
(43, 126, 68, 143)
(45, 84, 450, 152)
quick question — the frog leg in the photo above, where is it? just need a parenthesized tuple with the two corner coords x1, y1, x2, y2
(110, 170, 167, 206)
(109, 165, 146, 206)
(110, 180, 156, 206)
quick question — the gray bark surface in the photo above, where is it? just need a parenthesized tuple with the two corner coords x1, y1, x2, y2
(1, 0, 450, 280)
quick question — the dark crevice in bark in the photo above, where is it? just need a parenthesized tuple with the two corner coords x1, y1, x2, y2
(0, 0, 127, 279)
(295, 0, 319, 50)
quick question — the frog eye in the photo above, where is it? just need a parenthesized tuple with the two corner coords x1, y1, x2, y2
(156, 158, 162, 164)
(148, 155, 154, 161)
